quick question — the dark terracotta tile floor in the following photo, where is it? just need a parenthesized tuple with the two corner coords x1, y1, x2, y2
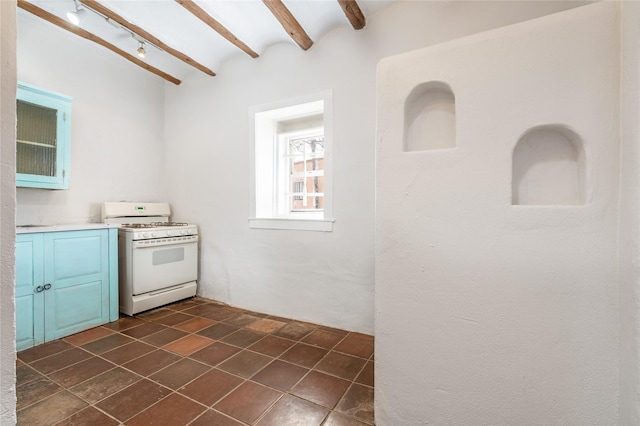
(16, 297, 374, 425)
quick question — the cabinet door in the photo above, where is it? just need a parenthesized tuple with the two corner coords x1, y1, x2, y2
(44, 230, 110, 340)
(16, 82, 71, 190)
(16, 234, 45, 351)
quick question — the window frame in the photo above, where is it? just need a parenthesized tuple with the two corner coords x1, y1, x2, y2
(249, 91, 334, 232)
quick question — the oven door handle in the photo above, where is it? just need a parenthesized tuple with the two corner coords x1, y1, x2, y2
(132, 236, 198, 249)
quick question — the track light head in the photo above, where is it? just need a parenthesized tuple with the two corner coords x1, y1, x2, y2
(66, 0, 84, 26)
(137, 41, 146, 58)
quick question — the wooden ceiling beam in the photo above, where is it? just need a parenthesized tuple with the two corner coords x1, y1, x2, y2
(262, 0, 313, 51)
(175, 0, 258, 59)
(82, 0, 216, 76)
(17, 0, 181, 85)
(338, 0, 365, 30)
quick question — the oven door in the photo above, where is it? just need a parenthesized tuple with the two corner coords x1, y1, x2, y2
(131, 239, 198, 295)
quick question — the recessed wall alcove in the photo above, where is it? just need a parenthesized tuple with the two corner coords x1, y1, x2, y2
(512, 125, 585, 206)
(404, 81, 456, 152)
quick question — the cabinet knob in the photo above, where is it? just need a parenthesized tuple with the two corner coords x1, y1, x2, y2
(34, 285, 44, 293)
(43, 284, 52, 291)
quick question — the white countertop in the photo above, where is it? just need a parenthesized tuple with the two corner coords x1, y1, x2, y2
(16, 223, 120, 234)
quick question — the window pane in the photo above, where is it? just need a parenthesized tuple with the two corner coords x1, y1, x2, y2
(292, 181, 304, 200)
(299, 195, 323, 210)
(291, 195, 324, 211)
(287, 135, 324, 213)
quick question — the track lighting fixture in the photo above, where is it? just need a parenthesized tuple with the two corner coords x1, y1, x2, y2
(66, 0, 160, 59)
(66, 0, 84, 26)
(137, 41, 146, 58)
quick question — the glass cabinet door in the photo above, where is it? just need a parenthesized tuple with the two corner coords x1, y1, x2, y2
(16, 82, 71, 189)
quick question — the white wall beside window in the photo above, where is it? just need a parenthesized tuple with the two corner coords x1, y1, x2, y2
(249, 91, 334, 231)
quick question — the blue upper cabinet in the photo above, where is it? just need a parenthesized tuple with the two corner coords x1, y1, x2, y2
(16, 82, 71, 189)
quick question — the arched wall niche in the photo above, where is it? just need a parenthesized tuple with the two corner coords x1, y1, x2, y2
(512, 124, 586, 206)
(404, 81, 456, 152)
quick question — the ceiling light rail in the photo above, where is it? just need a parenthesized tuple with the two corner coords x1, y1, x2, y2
(80, 0, 216, 76)
(66, 0, 163, 55)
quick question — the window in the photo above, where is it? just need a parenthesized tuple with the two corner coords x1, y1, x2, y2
(281, 129, 324, 213)
(250, 91, 333, 231)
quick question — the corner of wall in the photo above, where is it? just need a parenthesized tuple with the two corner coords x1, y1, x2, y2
(618, 0, 640, 423)
(0, 0, 18, 423)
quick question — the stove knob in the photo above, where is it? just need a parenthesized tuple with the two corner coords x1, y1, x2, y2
(167, 230, 174, 237)
(151, 232, 157, 238)
(143, 232, 149, 238)
(181, 229, 188, 235)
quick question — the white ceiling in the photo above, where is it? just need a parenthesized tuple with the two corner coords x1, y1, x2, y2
(21, 0, 394, 83)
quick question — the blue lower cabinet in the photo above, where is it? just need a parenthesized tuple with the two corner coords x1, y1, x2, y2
(16, 228, 118, 351)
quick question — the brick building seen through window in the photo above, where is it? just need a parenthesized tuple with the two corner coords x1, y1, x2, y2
(287, 135, 324, 212)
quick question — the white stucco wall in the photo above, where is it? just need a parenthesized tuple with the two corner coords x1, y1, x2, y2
(164, 1, 588, 334)
(0, 1, 17, 424)
(376, 2, 620, 424)
(619, 1, 640, 424)
(15, 11, 167, 225)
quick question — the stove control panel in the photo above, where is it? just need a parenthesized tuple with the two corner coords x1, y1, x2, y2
(132, 234, 198, 248)
(131, 226, 198, 241)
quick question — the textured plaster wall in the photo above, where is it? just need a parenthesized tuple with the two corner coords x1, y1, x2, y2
(619, 1, 640, 423)
(164, 0, 588, 335)
(0, 1, 17, 423)
(376, 2, 620, 424)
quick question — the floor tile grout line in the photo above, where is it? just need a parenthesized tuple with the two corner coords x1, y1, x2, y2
(32, 339, 195, 416)
(18, 298, 374, 426)
(52, 397, 124, 426)
(18, 344, 95, 375)
(100, 335, 365, 422)
(17, 362, 125, 415)
(48, 358, 135, 394)
(104, 327, 281, 420)
(21, 344, 368, 401)
(249, 391, 289, 426)
(19, 344, 127, 391)
(120, 317, 371, 386)
(129, 365, 305, 424)
(17, 343, 83, 366)
(61, 325, 118, 346)
(23, 372, 368, 424)
(72, 373, 144, 407)
(111, 385, 210, 424)
(178, 374, 246, 409)
(186, 408, 251, 426)
(149, 357, 344, 424)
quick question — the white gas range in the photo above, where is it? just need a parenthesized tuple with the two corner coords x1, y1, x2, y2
(102, 202, 198, 315)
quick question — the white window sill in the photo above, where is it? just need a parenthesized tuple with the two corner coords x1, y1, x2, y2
(249, 217, 334, 232)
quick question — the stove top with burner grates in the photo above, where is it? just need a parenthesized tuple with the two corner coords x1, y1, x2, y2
(121, 222, 189, 229)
